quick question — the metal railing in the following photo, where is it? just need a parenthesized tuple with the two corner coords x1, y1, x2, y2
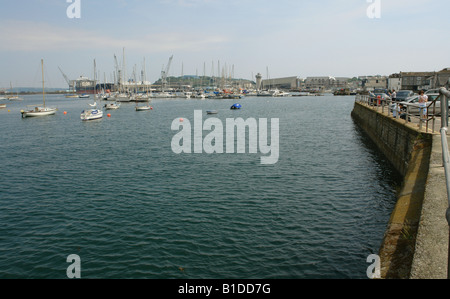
(439, 87, 450, 279)
(356, 90, 450, 278)
(355, 94, 441, 133)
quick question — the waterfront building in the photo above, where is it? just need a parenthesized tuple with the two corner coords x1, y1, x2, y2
(303, 76, 351, 91)
(334, 77, 351, 89)
(388, 73, 402, 91)
(400, 72, 435, 91)
(430, 68, 450, 89)
(304, 76, 336, 90)
(261, 76, 302, 90)
(359, 75, 388, 91)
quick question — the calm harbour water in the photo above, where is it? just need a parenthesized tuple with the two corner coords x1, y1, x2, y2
(0, 94, 402, 279)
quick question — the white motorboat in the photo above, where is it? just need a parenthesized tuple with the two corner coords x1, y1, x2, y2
(81, 107, 103, 121)
(21, 59, 57, 118)
(257, 90, 272, 97)
(0, 103, 6, 109)
(104, 102, 120, 110)
(272, 89, 291, 97)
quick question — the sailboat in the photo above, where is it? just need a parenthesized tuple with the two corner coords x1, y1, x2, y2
(135, 59, 152, 111)
(81, 60, 103, 121)
(21, 60, 57, 118)
(8, 82, 23, 101)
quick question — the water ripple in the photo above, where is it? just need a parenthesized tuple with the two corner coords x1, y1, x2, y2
(0, 95, 402, 278)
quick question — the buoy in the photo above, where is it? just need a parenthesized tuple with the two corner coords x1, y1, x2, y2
(150, 107, 153, 110)
(107, 114, 111, 117)
(64, 111, 67, 115)
(180, 118, 184, 122)
(8, 110, 11, 112)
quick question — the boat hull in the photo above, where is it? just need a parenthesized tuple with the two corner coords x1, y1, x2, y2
(81, 109, 103, 121)
(104, 104, 120, 110)
(135, 106, 151, 111)
(21, 108, 57, 118)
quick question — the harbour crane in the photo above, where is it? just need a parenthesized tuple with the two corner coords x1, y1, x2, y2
(58, 66, 73, 91)
(161, 55, 173, 92)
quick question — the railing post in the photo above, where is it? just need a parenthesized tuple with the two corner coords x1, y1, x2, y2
(439, 87, 450, 279)
(406, 105, 409, 124)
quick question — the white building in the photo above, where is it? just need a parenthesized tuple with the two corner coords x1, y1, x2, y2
(388, 74, 402, 92)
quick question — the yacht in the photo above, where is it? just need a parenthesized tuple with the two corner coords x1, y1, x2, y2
(272, 89, 291, 97)
(104, 102, 120, 110)
(81, 102, 103, 121)
(21, 60, 57, 118)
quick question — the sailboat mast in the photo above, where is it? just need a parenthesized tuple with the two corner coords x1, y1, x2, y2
(41, 59, 46, 107)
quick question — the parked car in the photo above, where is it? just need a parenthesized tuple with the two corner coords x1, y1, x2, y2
(394, 90, 415, 102)
(369, 92, 391, 105)
(425, 89, 440, 95)
(390, 92, 442, 115)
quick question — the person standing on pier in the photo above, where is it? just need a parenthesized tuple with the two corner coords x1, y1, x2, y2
(418, 90, 428, 120)
(391, 90, 397, 102)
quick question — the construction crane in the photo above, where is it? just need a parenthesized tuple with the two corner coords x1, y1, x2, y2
(58, 66, 72, 90)
(161, 55, 173, 92)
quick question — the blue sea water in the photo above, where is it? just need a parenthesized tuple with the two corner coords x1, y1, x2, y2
(0, 94, 401, 279)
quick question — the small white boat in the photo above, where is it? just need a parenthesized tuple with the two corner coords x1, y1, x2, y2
(8, 96, 24, 101)
(272, 89, 291, 97)
(135, 105, 152, 111)
(81, 108, 103, 121)
(104, 102, 120, 110)
(0, 103, 6, 109)
(257, 90, 272, 97)
(78, 94, 90, 98)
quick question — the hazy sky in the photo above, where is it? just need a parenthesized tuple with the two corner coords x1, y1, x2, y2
(0, 0, 449, 88)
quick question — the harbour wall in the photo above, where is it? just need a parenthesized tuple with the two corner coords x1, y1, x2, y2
(351, 101, 448, 279)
